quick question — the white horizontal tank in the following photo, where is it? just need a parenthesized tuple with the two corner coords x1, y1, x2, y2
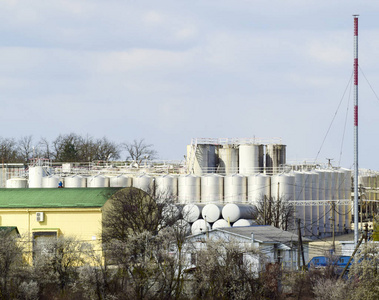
(191, 219, 211, 235)
(233, 219, 255, 227)
(222, 203, 257, 223)
(212, 219, 231, 229)
(202, 203, 223, 223)
(182, 204, 204, 223)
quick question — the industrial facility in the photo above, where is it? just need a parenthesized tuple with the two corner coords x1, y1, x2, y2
(0, 137, 374, 241)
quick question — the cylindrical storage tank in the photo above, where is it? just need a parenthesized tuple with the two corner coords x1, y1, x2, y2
(202, 204, 223, 223)
(29, 166, 44, 188)
(341, 169, 352, 233)
(270, 173, 295, 201)
(222, 204, 256, 223)
(173, 220, 191, 235)
(218, 145, 239, 175)
(201, 174, 223, 204)
(233, 219, 255, 227)
(162, 204, 181, 223)
(293, 172, 305, 234)
(224, 174, 247, 203)
(191, 219, 211, 235)
(182, 204, 205, 223)
(109, 175, 132, 188)
(310, 172, 319, 236)
(178, 175, 201, 204)
(64, 175, 86, 188)
(314, 170, 326, 234)
(133, 174, 154, 193)
(265, 144, 286, 175)
(188, 144, 218, 175)
(42, 175, 61, 188)
(87, 175, 109, 188)
(239, 144, 264, 175)
(6, 178, 27, 188)
(155, 175, 178, 200)
(212, 219, 231, 229)
(247, 174, 271, 205)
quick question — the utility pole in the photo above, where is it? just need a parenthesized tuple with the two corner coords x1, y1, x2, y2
(297, 218, 305, 270)
(332, 202, 335, 253)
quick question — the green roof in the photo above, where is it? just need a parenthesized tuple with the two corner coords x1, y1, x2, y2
(0, 188, 122, 208)
(0, 226, 19, 234)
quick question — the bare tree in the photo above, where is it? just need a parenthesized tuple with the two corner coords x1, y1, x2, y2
(52, 133, 81, 162)
(94, 137, 120, 161)
(123, 139, 157, 163)
(37, 137, 52, 159)
(0, 137, 18, 163)
(255, 195, 295, 231)
(17, 135, 34, 163)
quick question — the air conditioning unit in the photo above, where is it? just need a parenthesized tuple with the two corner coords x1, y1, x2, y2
(36, 212, 44, 222)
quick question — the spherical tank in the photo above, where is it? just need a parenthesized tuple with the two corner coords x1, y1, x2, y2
(42, 175, 61, 188)
(222, 204, 256, 223)
(182, 204, 204, 223)
(191, 219, 211, 235)
(109, 175, 132, 188)
(202, 204, 223, 223)
(218, 145, 239, 175)
(64, 175, 86, 188)
(155, 175, 178, 200)
(239, 144, 264, 175)
(265, 144, 286, 175)
(201, 174, 223, 204)
(224, 174, 247, 203)
(87, 175, 109, 188)
(29, 166, 44, 188)
(6, 178, 27, 188)
(212, 219, 231, 229)
(178, 175, 201, 204)
(247, 174, 270, 205)
(233, 219, 255, 227)
(133, 174, 154, 193)
(270, 173, 295, 201)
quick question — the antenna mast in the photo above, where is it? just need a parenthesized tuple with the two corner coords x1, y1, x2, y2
(353, 15, 359, 246)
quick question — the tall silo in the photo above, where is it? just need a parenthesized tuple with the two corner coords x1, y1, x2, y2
(201, 174, 223, 204)
(29, 166, 45, 188)
(293, 172, 305, 235)
(341, 168, 352, 233)
(323, 171, 333, 234)
(218, 145, 239, 175)
(310, 172, 319, 236)
(109, 175, 132, 188)
(222, 204, 257, 223)
(155, 175, 178, 201)
(314, 170, 326, 234)
(224, 174, 247, 203)
(271, 173, 295, 201)
(247, 174, 270, 206)
(265, 144, 286, 175)
(133, 174, 154, 193)
(239, 144, 264, 175)
(178, 174, 201, 204)
(187, 144, 218, 175)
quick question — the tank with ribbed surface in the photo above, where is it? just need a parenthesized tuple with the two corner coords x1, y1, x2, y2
(309, 172, 319, 236)
(202, 203, 223, 223)
(270, 173, 295, 201)
(87, 174, 110, 188)
(64, 175, 86, 188)
(293, 171, 305, 233)
(187, 144, 218, 175)
(265, 144, 286, 175)
(238, 144, 264, 175)
(201, 174, 223, 204)
(42, 175, 62, 188)
(109, 175, 132, 187)
(247, 173, 270, 206)
(133, 174, 154, 193)
(6, 178, 27, 188)
(178, 174, 201, 204)
(218, 145, 239, 175)
(340, 169, 352, 234)
(155, 174, 178, 201)
(212, 219, 231, 229)
(191, 219, 211, 235)
(182, 204, 204, 223)
(224, 174, 247, 203)
(314, 170, 326, 234)
(222, 203, 256, 223)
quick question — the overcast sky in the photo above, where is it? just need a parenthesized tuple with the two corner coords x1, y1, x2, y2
(1, 1, 379, 169)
